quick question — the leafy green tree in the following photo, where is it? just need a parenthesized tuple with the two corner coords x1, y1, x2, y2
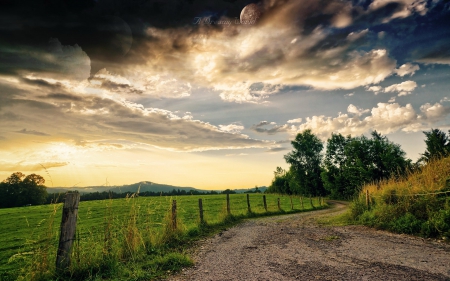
(267, 167, 289, 194)
(369, 131, 410, 181)
(321, 132, 410, 199)
(321, 133, 353, 199)
(0, 172, 48, 208)
(421, 129, 450, 162)
(284, 129, 325, 196)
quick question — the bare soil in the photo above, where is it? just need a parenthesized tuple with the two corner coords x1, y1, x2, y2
(167, 201, 450, 281)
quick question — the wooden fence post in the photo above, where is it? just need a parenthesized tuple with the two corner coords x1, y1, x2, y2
(56, 192, 80, 272)
(247, 194, 251, 213)
(300, 196, 304, 210)
(290, 196, 293, 210)
(198, 198, 204, 224)
(310, 196, 314, 208)
(277, 198, 281, 211)
(172, 200, 177, 230)
(226, 193, 230, 215)
(366, 190, 370, 209)
(263, 195, 267, 212)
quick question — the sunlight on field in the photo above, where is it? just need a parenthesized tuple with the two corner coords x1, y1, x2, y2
(0, 193, 320, 279)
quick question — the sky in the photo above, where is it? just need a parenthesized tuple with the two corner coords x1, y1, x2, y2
(1, 0, 450, 189)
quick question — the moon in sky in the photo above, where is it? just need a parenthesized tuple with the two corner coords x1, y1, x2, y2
(97, 16, 133, 57)
(240, 3, 262, 25)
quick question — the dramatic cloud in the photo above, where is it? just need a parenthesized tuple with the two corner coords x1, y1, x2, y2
(384, 81, 417, 96)
(0, 78, 271, 152)
(0, 38, 90, 81)
(94, 0, 415, 103)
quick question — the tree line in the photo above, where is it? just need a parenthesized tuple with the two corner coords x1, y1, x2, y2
(0, 172, 48, 208)
(267, 128, 450, 199)
(47, 189, 224, 203)
(0, 172, 263, 208)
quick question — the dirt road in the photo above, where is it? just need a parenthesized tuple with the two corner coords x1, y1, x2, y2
(167, 201, 450, 281)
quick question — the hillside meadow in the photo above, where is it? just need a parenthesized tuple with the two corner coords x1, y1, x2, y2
(0, 193, 324, 280)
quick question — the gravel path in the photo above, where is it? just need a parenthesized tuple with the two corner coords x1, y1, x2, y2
(167, 201, 450, 281)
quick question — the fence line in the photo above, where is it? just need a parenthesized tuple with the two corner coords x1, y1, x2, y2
(367, 190, 450, 198)
(55, 193, 325, 270)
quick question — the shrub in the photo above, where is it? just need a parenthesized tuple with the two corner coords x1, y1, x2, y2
(390, 213, 423, 235)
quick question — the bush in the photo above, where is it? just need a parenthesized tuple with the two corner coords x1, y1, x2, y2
(390, 213, 423, 235)
(428, 209, 450, 238)
(349, 156, 450, 238)
(349, 199, 366, 221)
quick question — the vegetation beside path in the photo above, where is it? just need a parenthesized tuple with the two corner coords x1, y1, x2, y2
(0, 193, 326, 281)
(350, 156, 450, 239)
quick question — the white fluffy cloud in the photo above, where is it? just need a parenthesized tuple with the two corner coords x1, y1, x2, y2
(219, 124, 245, 134)
(385, 80, 417, 96)
(366, 85, 383, 94)
(290, 102, 450, 139)
(347, 104, 369, 116)
(287, 118, 303, 124)
(395, 63, 420, 77)
(420, 102, 450, 121)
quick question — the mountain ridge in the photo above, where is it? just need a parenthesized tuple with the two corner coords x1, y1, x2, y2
(47, 181, 267, 194)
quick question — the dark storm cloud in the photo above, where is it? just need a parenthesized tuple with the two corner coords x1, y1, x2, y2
(0, 38, 90, 80)
(1, 0, 450, 100)
(0, 0, 255, 76)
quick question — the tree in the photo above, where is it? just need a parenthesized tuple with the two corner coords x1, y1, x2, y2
(421, 129, 450, 162)
(267, 167, 289, 194)
(321, 131, 411, 199)
(369, 131, 410, 181)
(284, 130, 325, 196)
(321, 133, 353, 199)
(0, 172, 48, 208)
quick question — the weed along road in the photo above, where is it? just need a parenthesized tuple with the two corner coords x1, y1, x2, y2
(167, 201, 450, 281)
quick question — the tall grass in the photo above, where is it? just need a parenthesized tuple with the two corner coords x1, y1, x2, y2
(2, 194, 325, 280)
(350, 157, 450, 238)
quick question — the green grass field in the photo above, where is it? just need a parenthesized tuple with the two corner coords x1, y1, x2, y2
(0, 193, 323, 280)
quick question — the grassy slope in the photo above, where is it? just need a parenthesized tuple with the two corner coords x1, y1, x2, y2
(0, 194, 323, 280)
(350, 157, 450, 238)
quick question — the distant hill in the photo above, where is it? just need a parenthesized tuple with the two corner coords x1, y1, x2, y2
(47, 181, 267, 194)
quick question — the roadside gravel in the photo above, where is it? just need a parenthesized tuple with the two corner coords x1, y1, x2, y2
(166, 201, 450, 281)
